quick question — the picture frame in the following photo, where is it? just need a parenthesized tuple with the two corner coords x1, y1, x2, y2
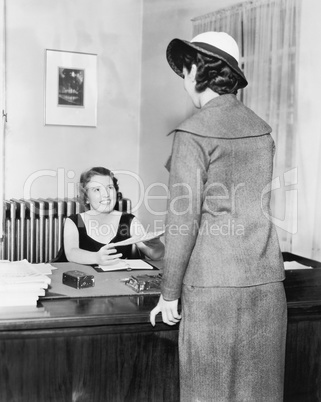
(45, 49, 97, 127)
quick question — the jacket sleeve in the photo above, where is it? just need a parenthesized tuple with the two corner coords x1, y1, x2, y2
(161, 131, 209, 300)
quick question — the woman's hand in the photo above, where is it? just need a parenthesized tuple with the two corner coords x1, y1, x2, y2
(150, 294, 181, 326)
(96, 243, 122, 265)
(130, 218, 165, 260)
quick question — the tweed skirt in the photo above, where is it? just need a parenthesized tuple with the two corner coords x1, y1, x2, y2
(179, 282, 287, 402)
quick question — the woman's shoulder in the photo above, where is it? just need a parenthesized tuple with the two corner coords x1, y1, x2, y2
(119, 212, 135, 224)
(67, 213, 85, 227)
(67, 213, 78, 222)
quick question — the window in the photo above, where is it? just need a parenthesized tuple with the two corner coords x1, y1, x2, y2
(192, 0, 301, 252)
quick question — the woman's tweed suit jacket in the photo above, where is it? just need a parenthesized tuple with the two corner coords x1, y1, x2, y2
(161, 94, 285, 301)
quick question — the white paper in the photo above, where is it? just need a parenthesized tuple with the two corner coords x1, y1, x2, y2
(284, 261, 312, 270)
(0, 282, 49, 290)
(0, 260, 52, 285)
(111, 230, 165, 247)
(0, 260, 52, 306)
(32, 263, 57, 275)
(98, 259, 154, 271)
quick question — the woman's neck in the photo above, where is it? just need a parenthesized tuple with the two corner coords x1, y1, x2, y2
(199, 88, 219, 108)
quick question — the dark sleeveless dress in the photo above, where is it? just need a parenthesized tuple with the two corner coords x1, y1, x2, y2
(53, 212, 141, 262)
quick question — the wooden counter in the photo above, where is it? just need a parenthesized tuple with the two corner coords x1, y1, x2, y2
(0, 255, 320, 402)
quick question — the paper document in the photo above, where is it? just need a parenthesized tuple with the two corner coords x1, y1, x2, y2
(98, 259, 154, 272)
(112, 230, 165, 247)
(0, 260, 54, 307)
(33, 263, 58, 275)
(0, 260, 52, 285)
(284, 261, 312, 270)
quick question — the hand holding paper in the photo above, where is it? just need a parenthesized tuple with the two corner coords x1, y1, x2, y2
(111, 230, 165, 248)
(96, 243, 123, 265)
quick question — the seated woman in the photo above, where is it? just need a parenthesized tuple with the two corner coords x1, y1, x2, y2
(55, 167, 164, 265)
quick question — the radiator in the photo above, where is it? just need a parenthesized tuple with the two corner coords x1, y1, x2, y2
(0, 197, 132, 263)
(0, 198, 84, 263)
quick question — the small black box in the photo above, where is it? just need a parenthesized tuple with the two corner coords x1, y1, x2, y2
(62, 270, 95, 289)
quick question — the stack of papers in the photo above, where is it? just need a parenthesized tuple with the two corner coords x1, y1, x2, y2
(0, 260, 56, 307)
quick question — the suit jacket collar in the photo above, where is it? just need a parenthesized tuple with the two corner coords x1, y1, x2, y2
(168, 94, 272, 139)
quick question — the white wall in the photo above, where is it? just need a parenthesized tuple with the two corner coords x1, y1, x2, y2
(3, 0, 242, 225)
(139, 0, 238, 229)
(4, 0, 143, 205)
(293, 0, 321, 259)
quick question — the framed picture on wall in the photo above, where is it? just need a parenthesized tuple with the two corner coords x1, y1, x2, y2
(45, 49, 97, 127)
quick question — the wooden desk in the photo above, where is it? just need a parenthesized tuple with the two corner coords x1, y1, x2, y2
(0, 258, 320, 402)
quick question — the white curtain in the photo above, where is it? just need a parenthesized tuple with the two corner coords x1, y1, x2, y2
(192, 0, 301, 253)
(0, 0, 6, 241)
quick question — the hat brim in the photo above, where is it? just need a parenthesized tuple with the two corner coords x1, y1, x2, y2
(166, 38, 248, 90)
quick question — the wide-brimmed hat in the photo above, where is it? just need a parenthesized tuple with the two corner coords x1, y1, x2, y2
(166, 31, 248, 89)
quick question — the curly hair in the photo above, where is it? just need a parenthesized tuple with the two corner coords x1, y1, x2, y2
(79, 167, 120, 208)
(180, 48, 239, 95)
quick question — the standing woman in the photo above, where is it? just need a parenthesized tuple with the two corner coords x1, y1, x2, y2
(150, 32, 287, 401)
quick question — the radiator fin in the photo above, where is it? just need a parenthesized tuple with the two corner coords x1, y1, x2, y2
(0, 198, 84, 263)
